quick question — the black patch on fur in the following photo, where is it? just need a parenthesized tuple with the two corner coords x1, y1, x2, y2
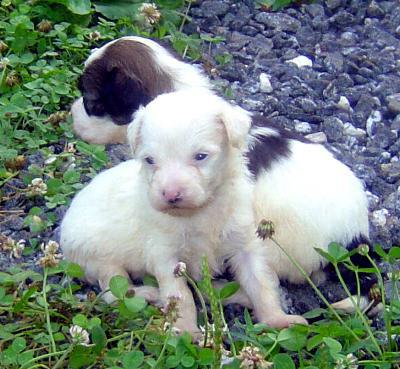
(246, 115, 311, 176)
(323, 234, 378, 296)
(79, 39, 174, 125)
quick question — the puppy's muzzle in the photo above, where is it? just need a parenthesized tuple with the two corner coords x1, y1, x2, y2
(162, 189, 183, 205)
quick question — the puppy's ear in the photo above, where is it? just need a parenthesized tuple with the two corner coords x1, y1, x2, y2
(218, 104, 252, 150)
(105, 67, 152, 125)
(127, 106, 146, 156)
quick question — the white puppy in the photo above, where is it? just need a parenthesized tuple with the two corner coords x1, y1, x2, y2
(72, 36, 210, 144)
(61, 89, 307, 335)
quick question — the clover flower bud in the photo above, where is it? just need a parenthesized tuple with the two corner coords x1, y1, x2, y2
(357, 243, 369, 256)
(174, 262, 187, 277)
(256, 219, 275, 240)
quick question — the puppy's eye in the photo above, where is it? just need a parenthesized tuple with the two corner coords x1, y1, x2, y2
(144, 156, 155, 165)
(194, 153, 208, 161)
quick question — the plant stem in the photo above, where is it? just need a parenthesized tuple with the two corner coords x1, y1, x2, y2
(42, 268, 57, 354)
(270, 237, 377, 359)
(182, 271, 210, 347)
(333, 264, 383, 356)
(154, 323, 172, 368)
(366, 254, 393, 350)
(19, 350, 66, 369)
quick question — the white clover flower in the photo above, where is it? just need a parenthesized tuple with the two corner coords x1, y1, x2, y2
(173, 262, 187, 277)
(37, 240, 63, 268)
(12, 239, 26, 259)
(237, 346, 272, 369)
(0, 235, 25, 259)
(69, 325, 90, 346)
(27, 178, 47, 196)
(0, 57, 10, 69)
(335, 353, 358, 369)
(138, 2, 161, 26)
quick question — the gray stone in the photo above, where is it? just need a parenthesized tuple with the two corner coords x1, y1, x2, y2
(297, 98, 317, 113)
(200, 1, 230, 16)
(380, 162, 400, 183)
(391, 114, 400, 131)
(255, 12, 301, 33)
(324, 52, 344, 73)
(304, 3, 325, 18)
(343, 123, 366, 138)
(367, 1, 385, 18)
(322, 117, 344, 141)
(371, 209, 389, 227)
(330, 11, 355, 27)
(387, 93, 400, 114)
(325, 0, 342, 10)
(294, 121, 312, 134)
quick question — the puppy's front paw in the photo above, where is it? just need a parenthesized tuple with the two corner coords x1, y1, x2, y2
(263, 313, 308, 329)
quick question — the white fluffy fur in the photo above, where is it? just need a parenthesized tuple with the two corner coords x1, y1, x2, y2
(253, 138, 369, 283)
(61, 90, 307, 336)
(72, 36, 210, 144)
(71, 97, 128, 144)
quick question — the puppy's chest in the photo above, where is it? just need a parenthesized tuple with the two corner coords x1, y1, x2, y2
(178, 226, 226, 280)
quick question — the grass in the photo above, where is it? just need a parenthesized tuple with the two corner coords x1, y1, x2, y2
(0, 0, 399, 368)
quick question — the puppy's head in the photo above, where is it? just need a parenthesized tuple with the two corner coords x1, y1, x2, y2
(79, 38, 173, 125)
(128, 89, 251, 216)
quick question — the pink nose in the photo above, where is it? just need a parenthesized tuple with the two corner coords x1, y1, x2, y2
(162, 189, 183, 204)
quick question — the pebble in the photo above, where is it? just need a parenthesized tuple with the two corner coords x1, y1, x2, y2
(305, 132, 327, 143)
(294, 121, 312, 134)
(286, 55, 313, 68)
(343, 123, 366, 137)
(371, 209, 389, 227)
(387, 94, 400, 114)
(259, 73, 273, 93)
(337, 96, 352, 112)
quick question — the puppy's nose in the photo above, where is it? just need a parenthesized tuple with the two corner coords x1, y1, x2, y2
(162, 189, 182, 204)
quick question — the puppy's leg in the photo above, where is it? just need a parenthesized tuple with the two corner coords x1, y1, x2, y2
(230, 244, 308, 328)
(96, 265, 159, 304)
(153, 264, 200, 339)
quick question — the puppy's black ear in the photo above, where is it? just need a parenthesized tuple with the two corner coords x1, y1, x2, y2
(78, 69, 107, 117)
(103, 67, 152, 125)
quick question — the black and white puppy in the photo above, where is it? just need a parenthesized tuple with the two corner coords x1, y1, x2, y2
(72, 36, 210, 144)
(71, 36, 372, 308)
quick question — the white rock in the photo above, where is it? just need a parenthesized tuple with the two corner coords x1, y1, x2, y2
(343, 122, 366, 137)
(337, 96, 352, 112)
(259, 73, 273, 93)
(286, 55, 313, 68)
(305, 131, 327, 143)
(371, 209, 389, 227)
(294, 121, 312, 134)
(366, 110, 382, 137)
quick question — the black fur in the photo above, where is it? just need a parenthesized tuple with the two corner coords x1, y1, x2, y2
(79, 39, 173, 125)
(246, 115, 311, 176)
(323, 234, 378, 297)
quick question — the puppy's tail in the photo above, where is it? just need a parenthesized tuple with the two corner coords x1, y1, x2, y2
(326, 235, 383, 316)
